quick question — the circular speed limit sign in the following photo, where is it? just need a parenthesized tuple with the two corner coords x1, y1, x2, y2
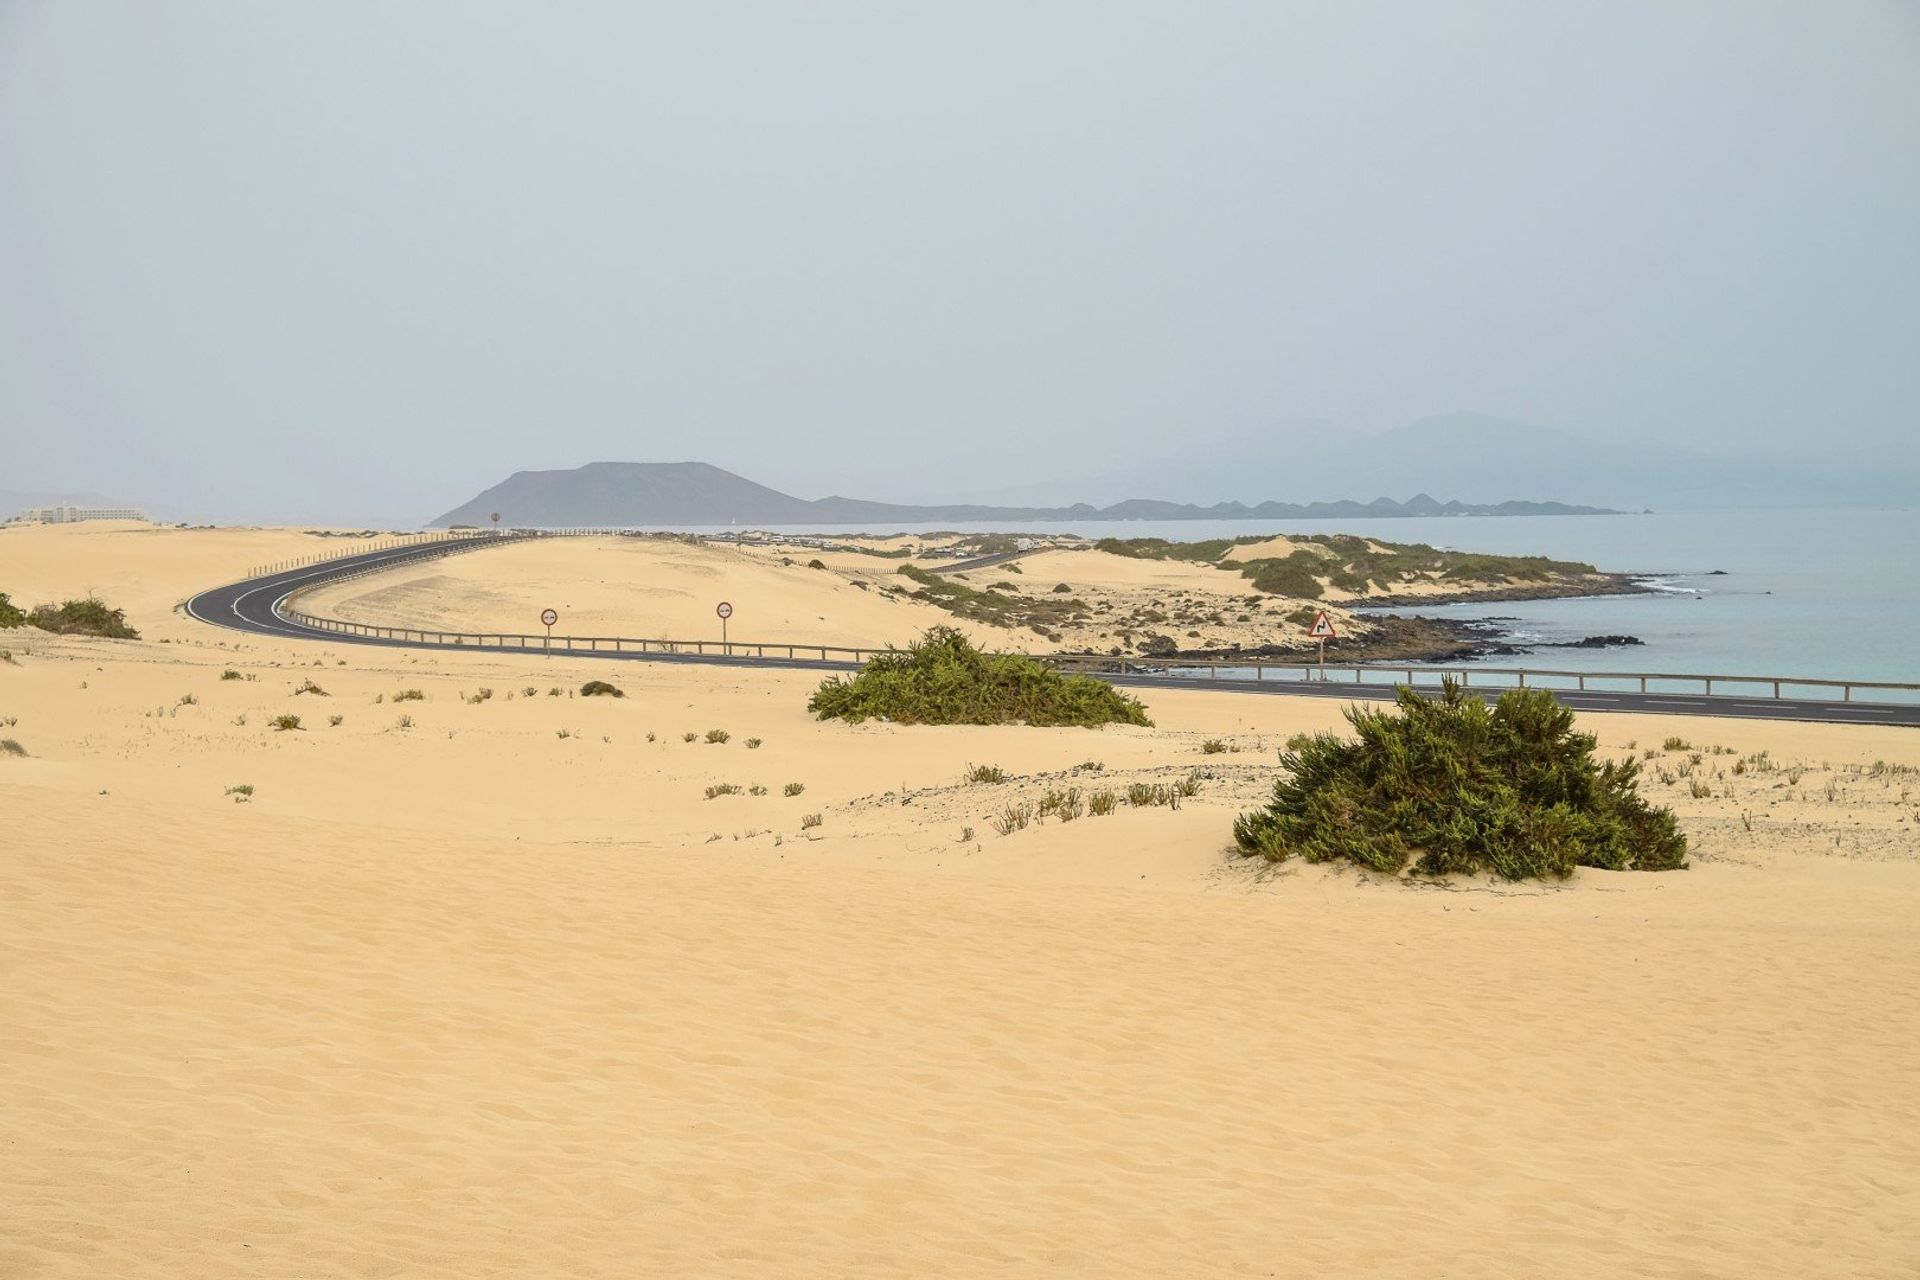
(715, 601, 733, 620)
(540, 608, 558, 627)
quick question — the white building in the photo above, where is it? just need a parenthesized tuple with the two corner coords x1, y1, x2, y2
(7, 505, 148, 524)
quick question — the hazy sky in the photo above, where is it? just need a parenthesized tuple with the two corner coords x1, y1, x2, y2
(3, 2, 1916, 521)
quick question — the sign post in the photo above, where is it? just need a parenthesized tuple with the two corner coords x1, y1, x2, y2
(716, 600, 733, 652)
(1308, 609, 1338, 680)
(541, 607, 558, 657)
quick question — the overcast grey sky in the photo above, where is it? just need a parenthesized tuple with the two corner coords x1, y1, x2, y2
(3, 2, 1916, 521)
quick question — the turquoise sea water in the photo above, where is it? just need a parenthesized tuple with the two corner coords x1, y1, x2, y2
(683, 507, 1920, 685)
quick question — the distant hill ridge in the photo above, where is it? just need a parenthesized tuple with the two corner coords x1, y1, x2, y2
(430, 462, 1619, 528)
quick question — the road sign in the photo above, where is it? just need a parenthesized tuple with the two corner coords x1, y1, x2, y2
(715, 601, 733, 620)
(1308, 610, 1337, 638)
(541, 608, 558, 627)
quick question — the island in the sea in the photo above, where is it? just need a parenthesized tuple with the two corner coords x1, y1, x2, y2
(430, 461, 1621, 528)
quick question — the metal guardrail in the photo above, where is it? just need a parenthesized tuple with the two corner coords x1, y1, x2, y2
(1046, 654, 1920, 706)
(246, 530, 493, 578)
(255, 536, 1920, 708)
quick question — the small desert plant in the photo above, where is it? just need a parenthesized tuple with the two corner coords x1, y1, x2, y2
(580, 680, 623, 698)
(1038, 788, 1083, 821)
(1201, 739, 1227, 754)
(395, 714, 414, 730)
(810, 627, 1150, 728)
(0, 593, 24, 629)
(705, 783, 741, 799)
(522, 686, 538, 697)
(394, 688, 426, 702)
(1233, 683, 1687, 879)
(748, 784, 768, 796)
(270, 713, 303, 732)
(800, 812, 823, 830)
(783, 782, 806, 797)
(225, 784, 254, 798)
(328, 714, 343, 727)
(177, 693, 199, 707)
(220, 669, 244, 681)
(959, 826, 975, 842)
(1663, 736, 1691, 752)
(990, 801, 1035, 835)
(556, 729, 573, 740)
(682, 731, 699, 743)
(548, 687, 563, 697)
(232, 713, 248, 726)
(26, 597, 139, 639)
(745, 737, 762, 749)
(1174, 768, 1204, 798)
(1072, 760, 1104, 773)
(295, 678, 328, 696)
(965, 763, 1008, 784)
(1688, 779, 1712, 799)
(467, 687, 494, 704)
(808, 559, 828, 570)
(706, 728, 731, 744)
(1087, 789, 1118, 816)
(0, 738, 26, 757)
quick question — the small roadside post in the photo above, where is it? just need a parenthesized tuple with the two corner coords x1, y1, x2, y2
(716, 600, 733, 652)
(541, 607, 558, 657)
(1308, 609, 1337, 680)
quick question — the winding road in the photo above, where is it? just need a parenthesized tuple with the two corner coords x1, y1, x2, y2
(183, 536, 1920, 727)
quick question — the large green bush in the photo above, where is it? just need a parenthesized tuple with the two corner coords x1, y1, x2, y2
(1233, 682, 1686, 879)
(810, 627, 1151, 728)
(0, 592, 24, 629)
(26, 597, 139, 639)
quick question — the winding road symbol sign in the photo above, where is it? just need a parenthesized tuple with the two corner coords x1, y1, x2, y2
(1308, 610, 1337, 638)
(541, 608, 558, 627)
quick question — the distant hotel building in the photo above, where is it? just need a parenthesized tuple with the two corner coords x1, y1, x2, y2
(6, 505, 149, 525)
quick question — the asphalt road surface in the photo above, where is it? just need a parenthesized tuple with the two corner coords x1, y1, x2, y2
(184, 537, 1920, 728)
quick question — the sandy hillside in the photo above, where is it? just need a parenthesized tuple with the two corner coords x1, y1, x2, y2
(3, 522, 1917, 1278)
(299, 534, 1006, 651)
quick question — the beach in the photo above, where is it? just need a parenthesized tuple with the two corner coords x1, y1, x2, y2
(3, 522, 1917, 1277)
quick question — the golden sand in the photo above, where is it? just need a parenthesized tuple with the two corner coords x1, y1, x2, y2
(3, 522, 1916, 1277)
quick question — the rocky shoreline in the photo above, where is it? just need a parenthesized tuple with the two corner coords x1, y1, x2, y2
(1344, 572, 1652, 609)
(1161, 575, 1663, 666)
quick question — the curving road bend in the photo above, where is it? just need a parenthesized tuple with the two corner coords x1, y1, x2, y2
(182, 536, 1920, 727)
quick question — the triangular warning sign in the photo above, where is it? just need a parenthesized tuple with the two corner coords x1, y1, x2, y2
(1308, 610, 1337, 638)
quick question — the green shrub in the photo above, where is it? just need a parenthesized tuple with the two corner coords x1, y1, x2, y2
(783, 781, 805, 797)
(705, 728, 730, 744)
(296, 679, 328, 696)
(800, 812, 822, 830)
(26, 597, 138, 638)
(810, 628, 1151, 728)
(581, 680, 623, 698)
(1232, 683, 1687, 879)
(393, 688, 426, 702)
(270, 713, 303, 732)
(0, 738, 26, 757)
(705, 783, 741, 799)
(220, 669, 244, 681)
(0, 593, 25, 629)
(965, 762, 1008, 784)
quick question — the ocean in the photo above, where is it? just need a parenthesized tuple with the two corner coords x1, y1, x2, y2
(664, 506, 1920, 686)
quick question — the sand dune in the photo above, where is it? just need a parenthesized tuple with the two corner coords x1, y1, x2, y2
(3, 522, 1917, 1277)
